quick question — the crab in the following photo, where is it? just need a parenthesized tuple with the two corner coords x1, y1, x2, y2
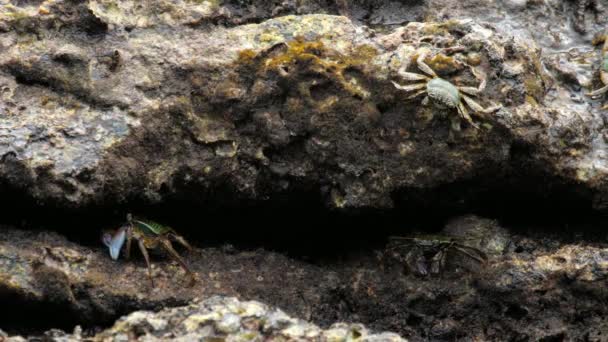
(385, 234, 487, 276)
(102, 214, 196, 287)
(586, 32, 608, 109)
(391, 51, 501, 131)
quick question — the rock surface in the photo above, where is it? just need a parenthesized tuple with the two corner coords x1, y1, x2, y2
(0, 0, 606, 209)
(1, 216, 607, 341)
(2, 0, 608, 341)
(4, 296, 406, 341)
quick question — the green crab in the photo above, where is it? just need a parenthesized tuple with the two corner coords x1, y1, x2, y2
(385, 234, 487, 276)
(102, 214, 196, 287)
(392, 51, 501, 130)
(586, 32, 608, 110)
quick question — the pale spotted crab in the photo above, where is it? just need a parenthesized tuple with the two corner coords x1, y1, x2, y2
(103, 214, 196, 287)
(586, 32, 608, 109)
(392, 51, 501, 131)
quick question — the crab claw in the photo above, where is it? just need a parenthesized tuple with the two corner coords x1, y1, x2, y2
(103, 227, 127, 260)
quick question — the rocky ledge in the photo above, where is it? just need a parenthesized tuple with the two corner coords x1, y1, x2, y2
(1, 215, 607, 341)
(0, 1, 606, 210)
(2, 296, 405, 341)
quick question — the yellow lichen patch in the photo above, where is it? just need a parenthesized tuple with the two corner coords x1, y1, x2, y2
(420, 19, 463, 36)
(348, 44, 379, 66)
(425, 53, 462, 75)
(262, 39, 326, 71)
(523, 75, 544, 102)
(38, 6, 51, 15)
(252, 38, 377, 100)
(237, 49, 258, 66)
(525, 95, 538, 106)
(238, 332, 261, 340)
(592, 33, 607, 50)
(100, 0, 120, 14)
(466, 52, 482, 66)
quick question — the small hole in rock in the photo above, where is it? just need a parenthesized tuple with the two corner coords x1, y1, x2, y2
(505, 304, 528, 320)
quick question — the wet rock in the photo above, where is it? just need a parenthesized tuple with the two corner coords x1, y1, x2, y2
(2, 216, 607, 341)
(1, 3, 601, 210)
(2, 1, 608, 340)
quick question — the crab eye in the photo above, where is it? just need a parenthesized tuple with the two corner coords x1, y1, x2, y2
(103, 228, 127, 260)
(102, 233, 113, 247)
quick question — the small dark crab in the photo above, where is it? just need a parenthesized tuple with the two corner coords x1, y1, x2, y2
(385, 234, 487, 276)
(102, 214, 196, 287)
(392, 51, 501, 131)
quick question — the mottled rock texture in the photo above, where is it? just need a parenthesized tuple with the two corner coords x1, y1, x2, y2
(96, 296, 405, 341)
(2, 0, 608, 341)
(1, 216, 607, 341)
(0, 0, 606, 210)
(4, 296, 407, 341)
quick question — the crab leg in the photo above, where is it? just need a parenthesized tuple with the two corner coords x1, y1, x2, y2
(430, 247, 448, 275)
(586, 34, 608, 102)
(453, 245, 487, 264)
(392, 81, 426, 92)
(159, 238, 196, 283)
(125, 225, 133, 259)
(137, 239, 155, 287)
(587, 85, 608, 97)
(416, 52, 437, 78)
(473, 68, 487, 92)
(461, 94, 502, 115)
(397, 70, 431, 81)
(403, 247, 429, 276)
(407, 89, 427, 100)
(169, 233, 193, 251)
(460, 94, 484, 112)
(458, 68, 488, 96)
(457, 101, 479, 129)
(458, 86, 482, 96)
